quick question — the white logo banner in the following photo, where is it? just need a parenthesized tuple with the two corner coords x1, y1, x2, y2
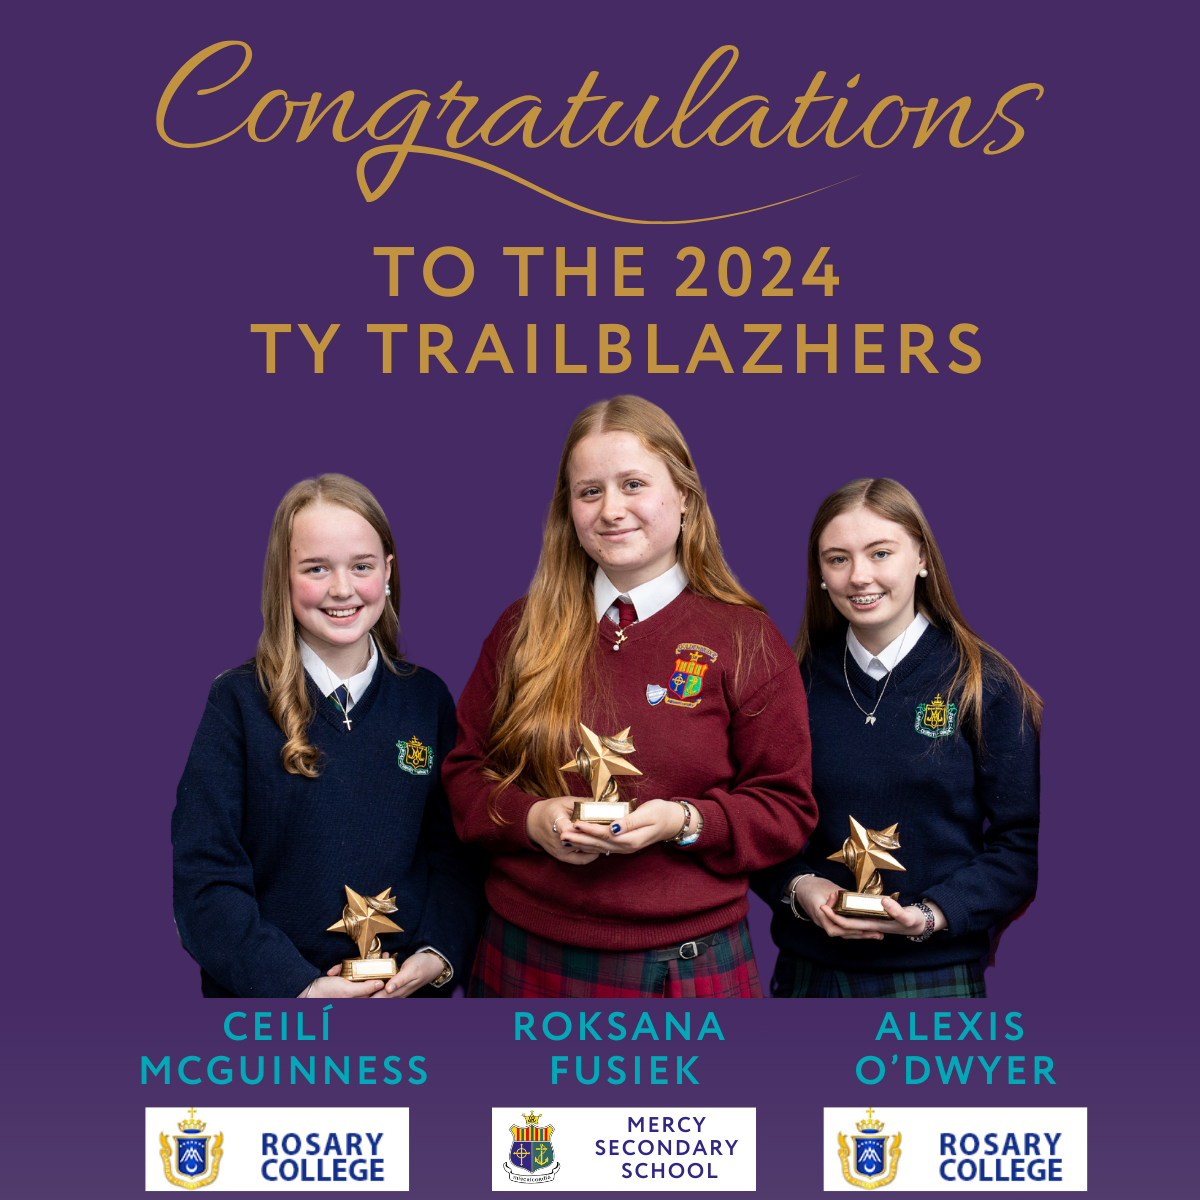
(492, 1107, 755, 1191)
(146, 1107, 408, 1191)
(823, 1106, 1086, 1191)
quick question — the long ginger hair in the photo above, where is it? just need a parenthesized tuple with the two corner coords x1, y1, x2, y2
(485, 395, 767, 820)
(794, 477, 1042, 738)
(256, 474, 409, 777)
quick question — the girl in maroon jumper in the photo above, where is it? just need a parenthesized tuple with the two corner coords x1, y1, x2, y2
(443, 395, 817, 998)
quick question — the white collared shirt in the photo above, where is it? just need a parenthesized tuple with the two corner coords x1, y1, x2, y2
(593, 560, 689, 625)
(846, 612, 929, 680)
(300, 635, 378, 712)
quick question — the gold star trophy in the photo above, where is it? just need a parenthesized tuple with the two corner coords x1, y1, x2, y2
(326, 884, 402, 981)
(561, 722, 642, 823)
(828, 815, 907, 919)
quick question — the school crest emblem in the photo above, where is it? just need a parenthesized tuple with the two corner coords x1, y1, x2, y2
(503, 1110, 561, 1184)
(665, 643, 718, 709)
(397, 735, 433, 775)
(837, 1107, 901, 1189)
(914, 694, 957, 738)
(158, 1107, 223, 1189)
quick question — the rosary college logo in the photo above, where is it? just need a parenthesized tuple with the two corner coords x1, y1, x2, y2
(158, 1107, 223, 1189)
(914, 694, 957, 738)
(836, 1107, 901, 1189)
(397, 734, 433, 775)
(503, 1110, 561, 1184)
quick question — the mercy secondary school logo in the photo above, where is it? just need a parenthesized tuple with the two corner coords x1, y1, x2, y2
(503, 1110, 561, 1184)
(665, 643, 718, 709)
(915, 694, 957, 738)
(837, 1107, 901, 1189)
(158, 1107, 223, 1189)
(397, 734, 432, 775)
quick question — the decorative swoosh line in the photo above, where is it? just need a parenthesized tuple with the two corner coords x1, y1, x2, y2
(357, 143, 857, 222)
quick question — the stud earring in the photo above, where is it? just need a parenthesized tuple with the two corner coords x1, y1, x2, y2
(820, 581, 828, 590)
(918, 569, 928, 578)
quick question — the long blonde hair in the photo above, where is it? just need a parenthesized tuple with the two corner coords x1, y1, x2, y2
(794, 477, 1042, 738)
(485, 395, 767, 820)
(256, 473, 409, 777)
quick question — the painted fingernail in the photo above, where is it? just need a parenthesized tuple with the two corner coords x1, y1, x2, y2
(610, 823, 622, 833)
(564, 840, 572, 846)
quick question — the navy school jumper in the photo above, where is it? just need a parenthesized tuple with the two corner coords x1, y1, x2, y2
(173, 658, 486, 998)
(752, 625, 1039, 973)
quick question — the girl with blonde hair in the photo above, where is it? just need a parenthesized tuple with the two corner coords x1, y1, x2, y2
(173, 474, 483, 998)
(754, 478, 1041, 998)
(443, 396, 817, 998)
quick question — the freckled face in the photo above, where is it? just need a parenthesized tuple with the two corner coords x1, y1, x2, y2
(289, 503, 393, 657)
(818, 507, 926, 650)
(568, 431, 687, 593)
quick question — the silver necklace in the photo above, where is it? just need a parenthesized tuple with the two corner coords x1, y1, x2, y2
(333, 641, 373, 730)
(843, 623, 910, 726)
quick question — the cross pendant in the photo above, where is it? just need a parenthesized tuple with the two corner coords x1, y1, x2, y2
(865, 714, 876, 725)
(342, 712, 353, 731)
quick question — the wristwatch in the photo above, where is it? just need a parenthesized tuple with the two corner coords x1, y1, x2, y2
(424, 949, 454, 987)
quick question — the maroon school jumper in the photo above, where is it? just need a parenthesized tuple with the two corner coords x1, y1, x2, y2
(443, 589, 816, 952)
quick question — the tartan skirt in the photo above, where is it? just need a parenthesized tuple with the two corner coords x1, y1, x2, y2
(771, 949, 986, 999)
(468, 911, 762, 999)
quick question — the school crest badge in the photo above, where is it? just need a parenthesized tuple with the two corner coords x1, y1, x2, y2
(837, 1107, 901, 1189)
(914, 694, 957, 738)
(158, 1107, 223, 1189)
(666, 643, 718, 709)
(503, 1110, 561, 1184)
(397, 735, 433, 775)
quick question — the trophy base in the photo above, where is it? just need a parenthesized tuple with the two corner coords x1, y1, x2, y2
(572, 800, 634, 824)
(833, 890, 900, 919)
(341, 957, 399, 982)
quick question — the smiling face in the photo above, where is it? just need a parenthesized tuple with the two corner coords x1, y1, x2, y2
(817, 506, 927, 654)
(289, 502, 394, 671)
(568, 430, 687, 594)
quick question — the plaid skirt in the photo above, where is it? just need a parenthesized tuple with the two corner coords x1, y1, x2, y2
(468, 911, 762, 999)
(771, 950, 986, 999)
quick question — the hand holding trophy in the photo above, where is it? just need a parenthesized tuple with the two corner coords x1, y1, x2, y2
(828, 816, 907, 919)
(326, 884, 403, 981)
(561, 722, 642, 823)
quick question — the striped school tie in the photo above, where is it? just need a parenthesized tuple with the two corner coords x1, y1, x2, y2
(330, 684, 353, 730)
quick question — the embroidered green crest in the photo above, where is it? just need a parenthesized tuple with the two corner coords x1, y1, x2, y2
(397, 735, 433, 775)
(914, 694, 957, 738)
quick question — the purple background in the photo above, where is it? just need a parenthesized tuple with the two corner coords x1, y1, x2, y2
(9, 3, 1187, 1195)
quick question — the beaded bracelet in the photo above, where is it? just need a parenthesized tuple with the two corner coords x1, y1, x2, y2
(663, 800, 692, 843)
(662, 800, 703, 846)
